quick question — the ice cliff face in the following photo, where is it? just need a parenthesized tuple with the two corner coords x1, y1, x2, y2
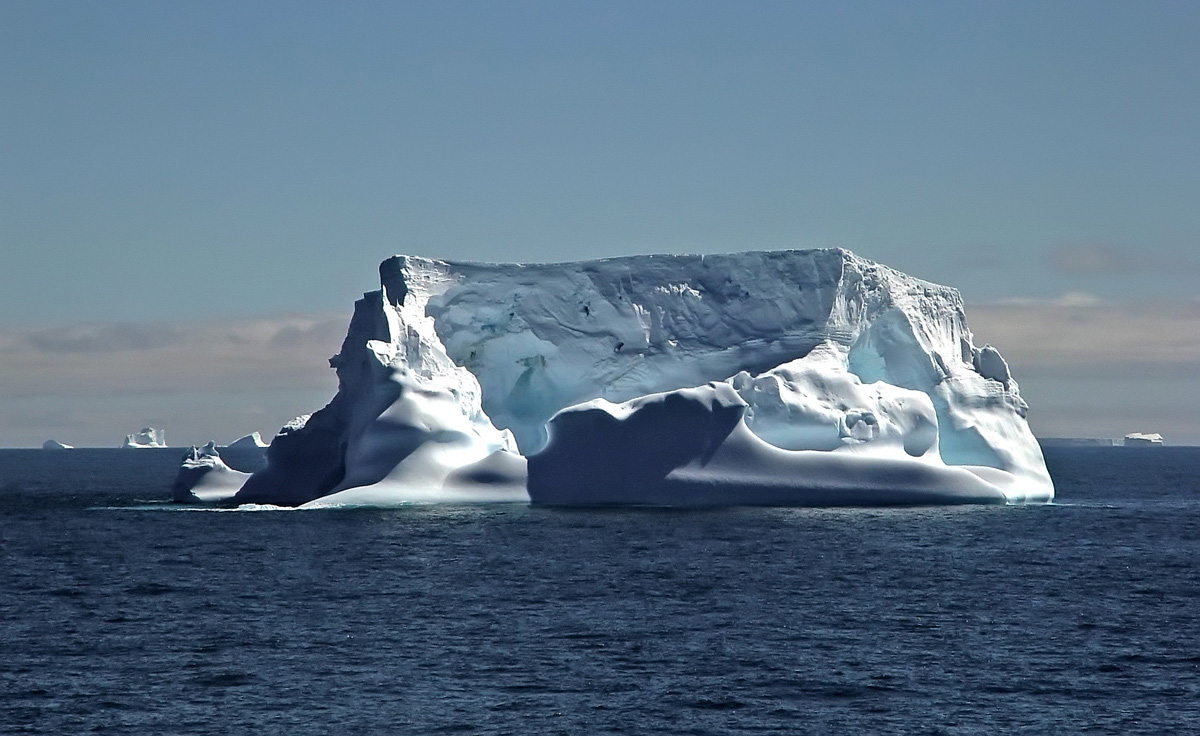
(224, 249, 1052, 507)
(233, 280, 524, 507)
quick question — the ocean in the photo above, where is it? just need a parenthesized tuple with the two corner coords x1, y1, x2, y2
(1, 446, 1198, 734)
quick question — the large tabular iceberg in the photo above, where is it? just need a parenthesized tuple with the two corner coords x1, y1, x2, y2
(213, 249, 1052, 507)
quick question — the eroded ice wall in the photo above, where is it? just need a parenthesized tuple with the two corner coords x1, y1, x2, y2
(380, 250, 1049, 501)
(224, 248, 1051, 506)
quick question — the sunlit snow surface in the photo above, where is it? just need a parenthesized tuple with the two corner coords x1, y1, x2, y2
(184, 249, 1052, 507)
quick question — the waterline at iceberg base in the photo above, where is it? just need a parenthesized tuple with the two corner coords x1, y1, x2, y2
(177, 249, 1053, 507)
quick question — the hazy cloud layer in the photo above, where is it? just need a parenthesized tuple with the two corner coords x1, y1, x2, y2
(19, 323, 187, 354)
(968, 295, 1200, 443)
(2, 301, 1198, 446)
(0, 313, 347, 447)
(968, 294, 1200, 378)
(1047, 243, 1200, 276)
(0, 313, 347, 397)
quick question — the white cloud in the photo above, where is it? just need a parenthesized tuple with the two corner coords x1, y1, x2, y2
(968, 294, 1200, 376)
(0, 313, 348, 397)
(4, 299, 1198, 447)
(967, 294, 1200, 443)
(1047, 242, 1200, 275)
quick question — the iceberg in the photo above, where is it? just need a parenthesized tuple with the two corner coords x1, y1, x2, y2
(205, 249, 1050, 507)
(1123, 432, 1164, 447)
(529, 382, 1006, 506)
(42, 439, 73, 450)
(122, 427, 166, 448)
(215, 432, 270, 473)
(171, 443, 250, 504)
(224, 432, 269, 450)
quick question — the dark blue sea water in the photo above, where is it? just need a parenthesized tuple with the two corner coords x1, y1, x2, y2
(2, 447, 1199, 734)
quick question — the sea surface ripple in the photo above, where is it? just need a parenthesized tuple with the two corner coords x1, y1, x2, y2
(1, 447, 1198, 734)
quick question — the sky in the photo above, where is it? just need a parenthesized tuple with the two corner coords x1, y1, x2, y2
(2, 1, 1199, 446)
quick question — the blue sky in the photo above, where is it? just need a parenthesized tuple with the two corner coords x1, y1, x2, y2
(2, 1, 1198, 446)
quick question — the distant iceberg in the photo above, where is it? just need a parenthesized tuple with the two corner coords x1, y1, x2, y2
(42, 439, 73, 450)
(224, 432, 269, 450)
(1123, 432, 1164, 447)
(182, 249, 1053, 507)
(122, 427, 165, 448)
